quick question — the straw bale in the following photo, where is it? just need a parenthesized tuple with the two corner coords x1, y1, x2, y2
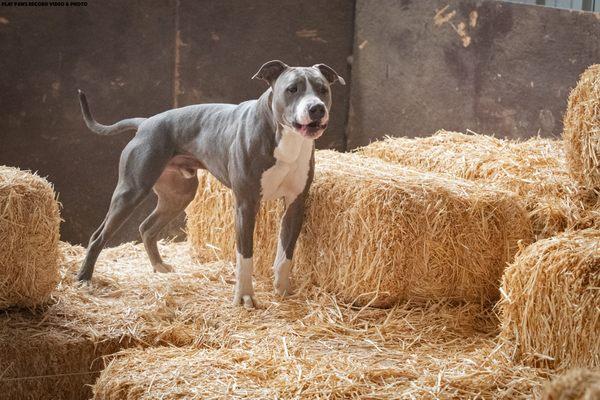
(0, 166, 61, 308)
(563, 65, 600, 190)
(187, 150, 532, 307)
(356, 130, 577, 239)
(542, 368, 600, 400)
(0, 241, 231, 400)
(498, 229, 600, 369)
(0, 329, 124, 400)
(93, 299, 550, 399)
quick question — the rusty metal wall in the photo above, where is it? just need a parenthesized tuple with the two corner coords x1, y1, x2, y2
(347, 0, 600, 148)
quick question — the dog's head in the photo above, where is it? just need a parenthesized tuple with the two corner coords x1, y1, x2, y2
(253, 60, 345, 140)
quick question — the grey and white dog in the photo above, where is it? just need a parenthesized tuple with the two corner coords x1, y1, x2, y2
(76, 60, 345, 308)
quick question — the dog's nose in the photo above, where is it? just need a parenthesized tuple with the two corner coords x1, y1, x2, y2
(308, 104, 325, 121)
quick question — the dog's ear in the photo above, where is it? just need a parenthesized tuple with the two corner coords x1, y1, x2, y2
(313, 63, 346, 86)
(252, 60, 289, 85)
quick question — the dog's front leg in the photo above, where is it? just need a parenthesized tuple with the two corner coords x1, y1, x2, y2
(233, 197, 259, 308)
(273, 192, 307, 296)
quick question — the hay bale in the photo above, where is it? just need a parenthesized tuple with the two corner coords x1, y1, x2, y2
(0, 241, 232, 400)
(356, 130, 577, 238)
(0, 166, 61, 309)
(95, 346, 546, 399)
(563, 64, 600, 190)
(93, 301, 549, 399)
(187, 150, 532, 307)
(498, 229, 600, 369)
(0, 328, 125, 400)
(542, 368, 600, 400)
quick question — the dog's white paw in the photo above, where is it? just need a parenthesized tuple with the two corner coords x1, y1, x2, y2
(274, 271, 293, 297)
(273, 257, 293, 297)
(153, 263, 175, 273)
(233, 290, 257, 309)
(233, 253, 256, 308)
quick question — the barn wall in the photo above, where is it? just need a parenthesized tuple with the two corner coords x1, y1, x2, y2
(0, 0, 354, 244)
(347, 0, 600, 148)
(0, 0, 176, 245)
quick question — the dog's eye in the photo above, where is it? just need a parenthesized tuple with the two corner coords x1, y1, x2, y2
(287, 85, 297, 93)
(319, 86, 328, 94)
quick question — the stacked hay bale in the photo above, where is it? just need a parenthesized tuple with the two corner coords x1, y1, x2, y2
(92, 300, 549, 399)
(0, 166, 61, 309)
(498, 229, 600, 369)
(0, 241, 231, 400)
(563, 64, 600, 191)
(356, 130, 577, 239)
(93, 343, 549, 399)
(187, 150, 533, 307)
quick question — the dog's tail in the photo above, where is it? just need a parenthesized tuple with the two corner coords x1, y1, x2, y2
(78, 89, 146, 136)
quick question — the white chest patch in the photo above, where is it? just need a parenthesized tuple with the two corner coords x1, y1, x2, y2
(260, 128, 313, 204)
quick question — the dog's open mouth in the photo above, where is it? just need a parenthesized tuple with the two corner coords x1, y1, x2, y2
(293, 120, 328, 137)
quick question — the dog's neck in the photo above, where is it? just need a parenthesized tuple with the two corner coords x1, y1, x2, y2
(256, 88, 277, 133)
(257, 88, 296, 146)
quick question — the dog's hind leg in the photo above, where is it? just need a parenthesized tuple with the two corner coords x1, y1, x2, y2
(139, 169, 199, 273)
(77, 132, 174, 282)
(78, 184, 150, 281)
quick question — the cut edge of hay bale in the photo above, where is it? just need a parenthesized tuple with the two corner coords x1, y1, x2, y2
(0, 329, 126, 400)
(92, 319, 552, 400)
(563, 64, 600, 190)
(0, 165, 61, 309)
(542, 368, 600, 400)
(187, 150, 533, 307)
(498, 228, 600, 369)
